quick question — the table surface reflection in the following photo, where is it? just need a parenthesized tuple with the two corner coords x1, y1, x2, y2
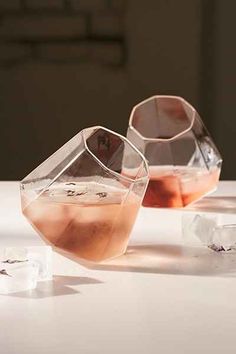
(0, 181, 236, 354)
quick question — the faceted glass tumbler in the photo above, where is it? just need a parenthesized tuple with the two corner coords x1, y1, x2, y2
(21, 126, 149, 263)
(127, 96, 222, 208)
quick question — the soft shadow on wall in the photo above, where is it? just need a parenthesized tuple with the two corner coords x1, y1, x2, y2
(0, 0, 235, 180)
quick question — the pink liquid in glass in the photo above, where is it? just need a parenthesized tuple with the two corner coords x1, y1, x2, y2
(142, 166, 220, 208)
(23, 182, 140, 262)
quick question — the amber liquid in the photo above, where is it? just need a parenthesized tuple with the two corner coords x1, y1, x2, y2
(23, 182, 140, 262)
(142, 166, 220, 208)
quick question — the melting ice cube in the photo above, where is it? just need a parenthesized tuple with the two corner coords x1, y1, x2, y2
(0, 246, 52, 294)
(182, 213, 236, 252)
(182, 213, 218, 246)
(210, 224, 236, 252)
(0, 260, 39, 294)
(27, 246, 52, 281)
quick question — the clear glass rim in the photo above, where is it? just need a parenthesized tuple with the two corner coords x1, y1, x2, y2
(129, 95, 196, 142)
(21, 126, 149, 187)
(82, 126, 149, 184)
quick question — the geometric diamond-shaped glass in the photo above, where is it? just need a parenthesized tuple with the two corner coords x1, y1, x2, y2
(21, 126, 149, 262)
(127, 96, 222, 208)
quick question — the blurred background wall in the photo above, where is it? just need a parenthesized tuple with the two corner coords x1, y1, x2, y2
(0, 0, 235, 180)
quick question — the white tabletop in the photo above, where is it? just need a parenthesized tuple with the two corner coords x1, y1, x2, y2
(1, 181, 236, 354)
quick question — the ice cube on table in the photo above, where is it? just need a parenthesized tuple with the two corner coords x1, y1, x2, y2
(182, 212, 236, 252)
(210, 224, 236, 252)
(27, 246, 52, 281)
(0, 247, 28, 261)
(0, 260, 39, 294)
(0, 246, 52, 281)
(182, 213, 218, 246)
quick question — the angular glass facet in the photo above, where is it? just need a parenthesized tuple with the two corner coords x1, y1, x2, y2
(127, 96, 222, 208)
(21, 126, 149, 263)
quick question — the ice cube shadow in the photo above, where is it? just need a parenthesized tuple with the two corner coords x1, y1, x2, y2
(7, 275, 102, 299)
(86, 244, 236, 278)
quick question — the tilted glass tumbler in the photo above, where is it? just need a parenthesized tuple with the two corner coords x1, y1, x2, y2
(127, 96, 222, 208)
(21, 126, 149, 262)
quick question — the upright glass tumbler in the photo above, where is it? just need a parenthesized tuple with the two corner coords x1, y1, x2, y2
(21, 126, 149, 262)
(127, 96, 222, 208)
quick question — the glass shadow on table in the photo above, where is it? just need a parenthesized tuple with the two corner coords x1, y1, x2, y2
(86, 243, 236, 278)
(77, 193, 236, 278)
(6, 275, 102, 299)
(70, 194, 236, 277)
(185, 196, 236, 214)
